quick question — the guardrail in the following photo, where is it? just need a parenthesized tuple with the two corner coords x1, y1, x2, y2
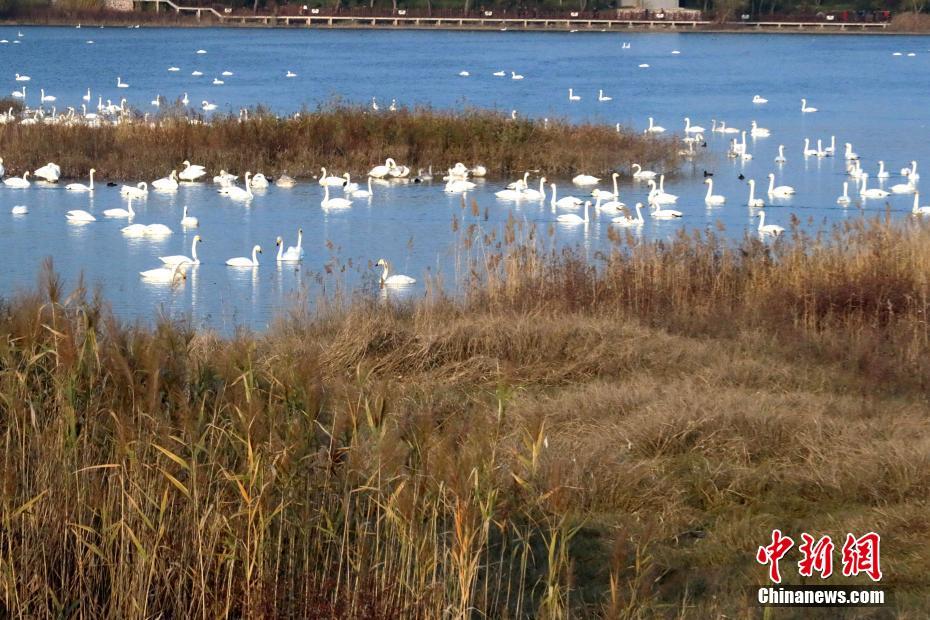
(134, 1, 889, 31)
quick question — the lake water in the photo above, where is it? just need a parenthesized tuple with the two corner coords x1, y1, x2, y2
(2, 26, 929, 330)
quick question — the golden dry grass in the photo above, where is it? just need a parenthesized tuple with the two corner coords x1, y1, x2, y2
(0, 105, 680, 181)
(0, 214, 929, 617)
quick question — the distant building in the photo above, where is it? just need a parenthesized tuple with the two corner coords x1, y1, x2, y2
(630, 0, 682, 10)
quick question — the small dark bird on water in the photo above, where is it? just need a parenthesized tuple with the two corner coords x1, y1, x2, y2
(106, 182, 117, 187)
(703, 170, 713, 177)
(738, 173, 745, 180)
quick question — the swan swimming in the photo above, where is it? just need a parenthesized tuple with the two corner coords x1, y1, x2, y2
(160, 235, 202, 266)
(912, 193, 930, 216)
(683, 117, 705, 134)
(222, 172, 254, 200)
(319, 167, 345, 186)
(152, 170, 179, 191)
(226, 245, 262, 267)
(568, 88, 581, 102)
(556, 200, 590, 224)
(277, 229, 304, 262)
(377, 259, 416, 285)
(611, 202, 644, 226)
(65, 169, 95, 192)
(801, 98, 818, 113)
(757, 210, 784, 236)
(645, 117, 665, 133)
(121, 182, 148, 198)
(180, 206, 198, 227)
(752, 95, 768, 104)
(140, 263, 187, 284)
(103, 199, 135, 218)
(3, 172, 30, 188)
(179, 161, 207, 182)
(631, 163, 657, 180)
(767, 173, 796, 198)
(572, 173, 600, 186)
(66, 210, 96, 222)
(836, 182, 851, 205)
(550, 183, 583, 208)
(704, 178, 725, 205)
(859, 173, 889, 199)
(321, 183, 352, 209)
(747, 179, 765, 208)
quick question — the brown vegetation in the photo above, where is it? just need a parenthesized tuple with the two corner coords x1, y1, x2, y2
(0, 212, 928, 617)
(0, 105, 680, 181)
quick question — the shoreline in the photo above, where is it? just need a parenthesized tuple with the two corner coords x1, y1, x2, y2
(3, 13, 927, 35)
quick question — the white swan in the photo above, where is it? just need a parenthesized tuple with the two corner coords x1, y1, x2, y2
(444, 179, 475, 193)
(34, 163, 61, 182)
(912, 193, 930, 216)
(66, 209, 96, 222)
(824, 136, 836, 156)
(65, 169, 95, 192)
(757, 210, 784, 236)
(11, 205, 27, 215)
(222, 172, 254, 200)
(556, 200, 590, 224)
(506, 171, 529, 190)
(121, 182, 148, 198)
(704, 178, 725, 205)
(117, 76, 129, 89)
(178, 160, 206, 182)
(749, 121, 770, 138)
(836, 182, 851, 205)
(226, 245, 262, 267)
(351, 177, 374, 198)
(752, 95, 768, 104)
(650, 201, 682, 219)
(511, 71, 524, 80)
(368, 158, 396, 179)
(767, 173, 795, 198)
(319, 167, 345, 187)
(103, 199, 135, 218)
(802, 138, 819, 158)
(890, 178, 917, 194)
(631, 164, 656, 180)
(160, 235, 202, 266)
(598, 89, 612, 102)
(14, 73, 30, 82)
(683, 117, 705, 134)
(568, 88, 581, 102)
(859, 173, 889, 199)
(152, 170, 179, 191)
(250, 173, 269, 189)
(645, 117, 665, 133)
(3, 172, 30, 188)
(877, 160, 890, 179)
(611, 202, 644, 226)
(572, 173, 600, 186)
(277, 229, 304, 262)
(648, 177, 678, 204)
(121, 224, 147, 237)
(201, 101, 217, 111)
(592, 173, 619, 199)
(140, 264, 187, 283)
(376, 259, 416, 285)
(844, 143, 859, 161)
(774, 145, 787, 164)
(550, 184, 583, 208)
(321, 183, 352, 209)
(747, 179, 765, 208)
(902, 160, 919, 180)
(40, 89, 56, 103)
(801, 98, 818, 113)
(180, 206, 198, 227)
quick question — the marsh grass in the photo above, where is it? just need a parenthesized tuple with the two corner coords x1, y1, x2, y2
(1, 215, 930, 617)
(0, 104, 680, 181)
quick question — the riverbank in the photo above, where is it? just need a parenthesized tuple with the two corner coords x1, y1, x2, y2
(5, 6, 922, 34)
(0, 104, 680, 181)
(0, 215, 928, 616)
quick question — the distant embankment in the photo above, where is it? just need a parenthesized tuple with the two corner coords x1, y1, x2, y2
(1, 1, 907, 33)
(0, 105, 681, 181)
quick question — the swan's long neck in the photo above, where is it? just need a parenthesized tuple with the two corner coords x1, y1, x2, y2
(879, 161, 885, 175)
(748, 180, 755, 202)
(705, 180, 713, 199)
(583, 202, 589, 223)
(913, 161, 919, 175)
(381, 261, 390, 281)
(768, 176, 775, 193)
(633, 164, 640, 174)
(550, 184, 557, 205)
(659, 175, 665, 191)
(277, 240, 284, 261)
(612, 174, 618, 195)
(367, 177, 372, 191)
(297, 229, 303, 250)
(914, 193, 920, 213)
(539, 178, 546, 197)
(758, 211, 766, 230)
(323, 184, 329, 201)
(88, 170, 94, 190)
(252, 246, 259, 265)
(192, 238, 199, 261)
(635, 203, 643, 222)
(842, 183, 848, 198)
